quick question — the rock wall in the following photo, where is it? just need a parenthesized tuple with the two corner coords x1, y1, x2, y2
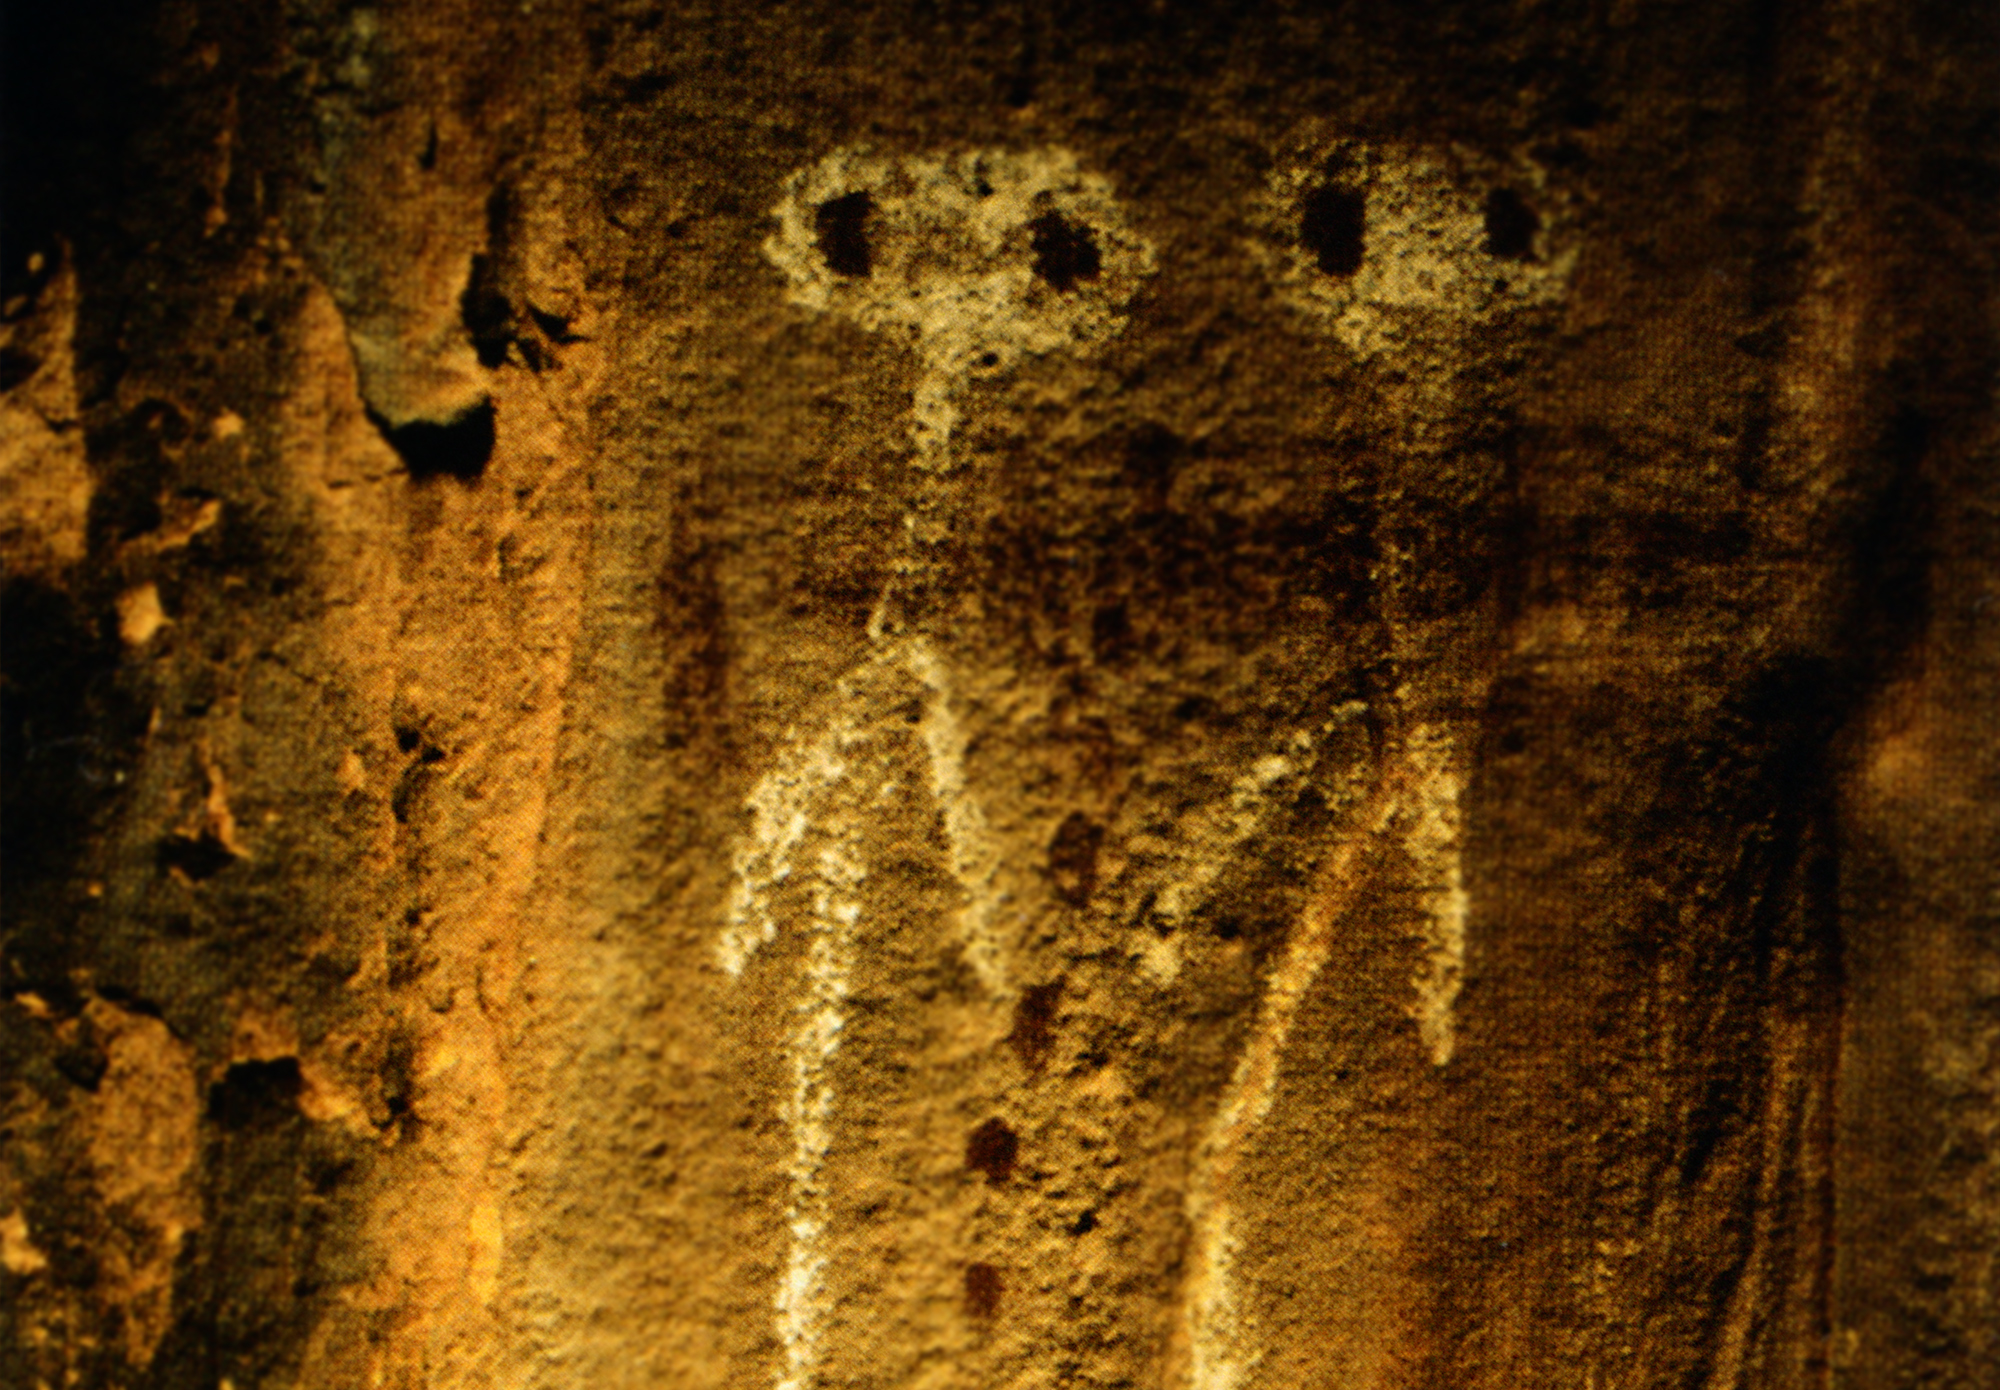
(2, 2, 1995, 1387)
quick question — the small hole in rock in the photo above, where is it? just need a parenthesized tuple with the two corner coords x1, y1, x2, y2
(158, 830, 237, 882)
(815, 191, 873, 277)
(966, 1117, 1019, 1183)
(1029, 212, 1101, 292)
(1091, 602, 1134, 662)
(1302, 183, 1366, 277)
(1071, 1209, 1097, 1236)
(209, 1057, 303, 1130)
(370, 400, 495, 483)
(964, 1262, 1004, 1319)
(1483, 188, 1539, 261)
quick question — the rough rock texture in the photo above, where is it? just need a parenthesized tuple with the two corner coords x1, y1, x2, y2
(2, 2, 1996, 1388)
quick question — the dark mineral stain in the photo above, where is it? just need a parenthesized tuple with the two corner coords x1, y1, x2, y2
(964, 1261, 1004, 1318)
(966, 1117, 1019, 1183)
(1009, 981, 1063, 1071)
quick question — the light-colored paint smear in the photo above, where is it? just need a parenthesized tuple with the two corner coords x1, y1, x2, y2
(1404, 724, 1467, 1067)
(775, 831, 864, 1390)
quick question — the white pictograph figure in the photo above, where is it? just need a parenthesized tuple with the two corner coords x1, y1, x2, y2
(724, 147, 1154, 1390)
(1176, 142, 1573, 1390)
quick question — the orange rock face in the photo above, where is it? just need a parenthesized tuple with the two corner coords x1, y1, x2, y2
(2, 4, 1995, 1389)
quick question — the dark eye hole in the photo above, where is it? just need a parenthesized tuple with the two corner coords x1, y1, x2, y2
(1483, 187, 1540, 261)
(1029, 211, 1102, 292)
(1301, 183, 1366, 278)
(815, 191, 873, 277)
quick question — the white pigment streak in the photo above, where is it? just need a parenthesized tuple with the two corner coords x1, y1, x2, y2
(774, 833, 864, 1390)
(902, 639, 1009, 997)
(1404, 725, 1467, 1066)
(718, 715, 853, 977)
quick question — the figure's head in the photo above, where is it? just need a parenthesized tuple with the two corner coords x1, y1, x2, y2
(1250, 137, 1573, 360)
(766, 147, 1155, 465)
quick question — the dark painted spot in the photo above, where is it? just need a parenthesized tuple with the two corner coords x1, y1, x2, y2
(1047, 812, 1103, 906)
(1029, 211, 1101, 292)
(815, 191, 873, 277)
(1301, 183, 1366, 277)
(964, 1262, 1004, 1318)
(966, 1117, 1019, 1183)
(380, 1030, 416, 1126)
(209, 1057, 303, 1130)
(1009, 981, 1063, 1071)
(1483, 188, 1540, 261)
(370, 400, 495, 483)
(158, 829, 237, 881)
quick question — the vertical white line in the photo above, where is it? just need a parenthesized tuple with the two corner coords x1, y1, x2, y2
(1405, 725, 1467, 1067)
(903, 638, 1009, 998)
(774, 833, 865, 1390)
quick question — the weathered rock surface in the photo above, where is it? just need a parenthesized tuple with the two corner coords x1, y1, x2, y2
(2, 2, 1995, 1387)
